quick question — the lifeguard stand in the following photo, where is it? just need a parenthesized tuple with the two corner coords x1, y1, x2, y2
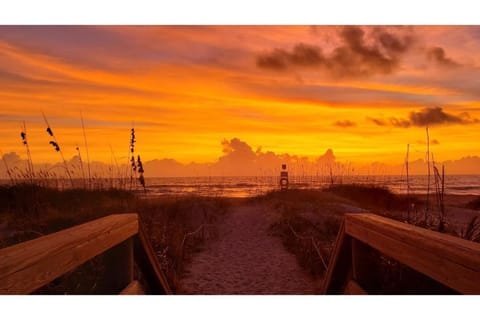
(280, 164, 289, 190)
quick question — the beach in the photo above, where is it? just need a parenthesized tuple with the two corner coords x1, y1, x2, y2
(1, 185, 479, 294)
(176, 188, 479, 293)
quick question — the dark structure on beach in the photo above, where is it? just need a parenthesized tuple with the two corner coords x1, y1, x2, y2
(280, 164, 289, 190)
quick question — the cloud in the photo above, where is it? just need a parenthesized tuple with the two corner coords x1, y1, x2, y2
(1, 151, 22, 164)
(367, 117, 387, 126)
(427, 46, 460, 68)
(370, 107, 479, 128)
(317, 148, 335, 165)
(214, 138, 341, 176)
(256, 26, 415, 78)
(255, 48, 289, 70)
(368, 117, 410, 127)
(1, 152, 34, 179)
(409, 107, 477, 126)
(333, 120, 356, 128)
(389, 117, 411, 128)
(256, 44, 324, 71)
(220, 138, 256, 161)
(142, 138, 341, 177)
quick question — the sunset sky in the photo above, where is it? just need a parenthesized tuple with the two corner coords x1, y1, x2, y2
(1, 26, 479, 173)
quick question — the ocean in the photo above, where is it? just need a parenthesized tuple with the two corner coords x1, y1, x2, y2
(143, 174, 480, 198)
(2, 174, 479, 198)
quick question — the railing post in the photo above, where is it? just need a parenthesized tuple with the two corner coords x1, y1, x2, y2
(308, 239, 312, 271)
(100, 237, 134, 294)
(134, 222, 172, 294)
(351, 238, 374, 289)
(321, 221, 352, 294)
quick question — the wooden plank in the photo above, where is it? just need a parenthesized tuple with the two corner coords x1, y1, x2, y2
(321, 221, 353, 294)
(120, 280, 144, 295)
(134, 221, 172, 294)
(99, 238, 134, 294)
(351, 238, 375, 287)
(351, 238, 360, 281)
(0, 214, 138, 294)
(344, 280, 367, 295)
(311, 239, 328, 272)
(347, 214, 480, 271)
(345, 214, 480, 294)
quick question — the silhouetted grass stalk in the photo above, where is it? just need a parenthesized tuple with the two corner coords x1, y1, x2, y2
(109, 144, 122, 189)
(42, 112, 74, 187)
(76, 146, 87, 188)
(432, 156, 446, 232)
(127, 126, 136, 190)
(425, 125, 431, 225)
(461, 216, 480, 242)
(80, 112, 92, 189)
(137, 155, 146, 192)
(20, 121, 35, 183)
(405, 144, 411, 223)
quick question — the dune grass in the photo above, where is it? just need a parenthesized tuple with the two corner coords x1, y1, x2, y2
(325, 184, 413, 212)
(255, 189, 345, 278)
(256, 185, 422, 278)
(0, 184, 229, 293)
(2, 182, 476, 293)
(0, 184, 135, 245)
(466, 196, 480, 210)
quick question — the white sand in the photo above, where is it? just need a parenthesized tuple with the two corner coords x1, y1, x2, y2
(178, 203, 318, 294)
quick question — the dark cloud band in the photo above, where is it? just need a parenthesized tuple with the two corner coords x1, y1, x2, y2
(256, 26, 415, 78)
(369, 107, 479, 128)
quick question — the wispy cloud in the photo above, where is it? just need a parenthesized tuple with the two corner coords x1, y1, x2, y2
(333, 120, 356, 128)
(369, 107, 479, 128)
(0, 26, 480, 165)
(426, 46, 460, 68)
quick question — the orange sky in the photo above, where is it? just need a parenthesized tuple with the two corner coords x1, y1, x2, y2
(0, 26, 479, 173)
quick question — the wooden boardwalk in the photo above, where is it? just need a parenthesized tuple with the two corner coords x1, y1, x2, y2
(323, 214, 480, 294)
(0, 214, 171, 294)
(1, 211, 479, 294)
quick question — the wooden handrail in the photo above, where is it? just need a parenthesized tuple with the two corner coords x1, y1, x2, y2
(173, 223, 216, 281)
(134, 220, 172, 294)
(0, 214, 171, 295)
(286, 222, 329, 272)
(179, 223, 215, 254)
(322, 213, 480, 294)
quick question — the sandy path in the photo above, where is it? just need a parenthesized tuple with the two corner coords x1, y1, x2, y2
(178, 203, 318, 294)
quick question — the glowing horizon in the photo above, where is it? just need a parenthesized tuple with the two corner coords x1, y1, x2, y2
(1, 26, 479, 172)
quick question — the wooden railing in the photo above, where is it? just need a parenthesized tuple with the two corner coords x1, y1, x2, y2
(0, 214, 171, 295)
(3, 212, 478, 294)
(322, 213, 480, 294)
(179, 223, 215, 258)
(165, 223, 217, 285)
(286, 222, 329, 272)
